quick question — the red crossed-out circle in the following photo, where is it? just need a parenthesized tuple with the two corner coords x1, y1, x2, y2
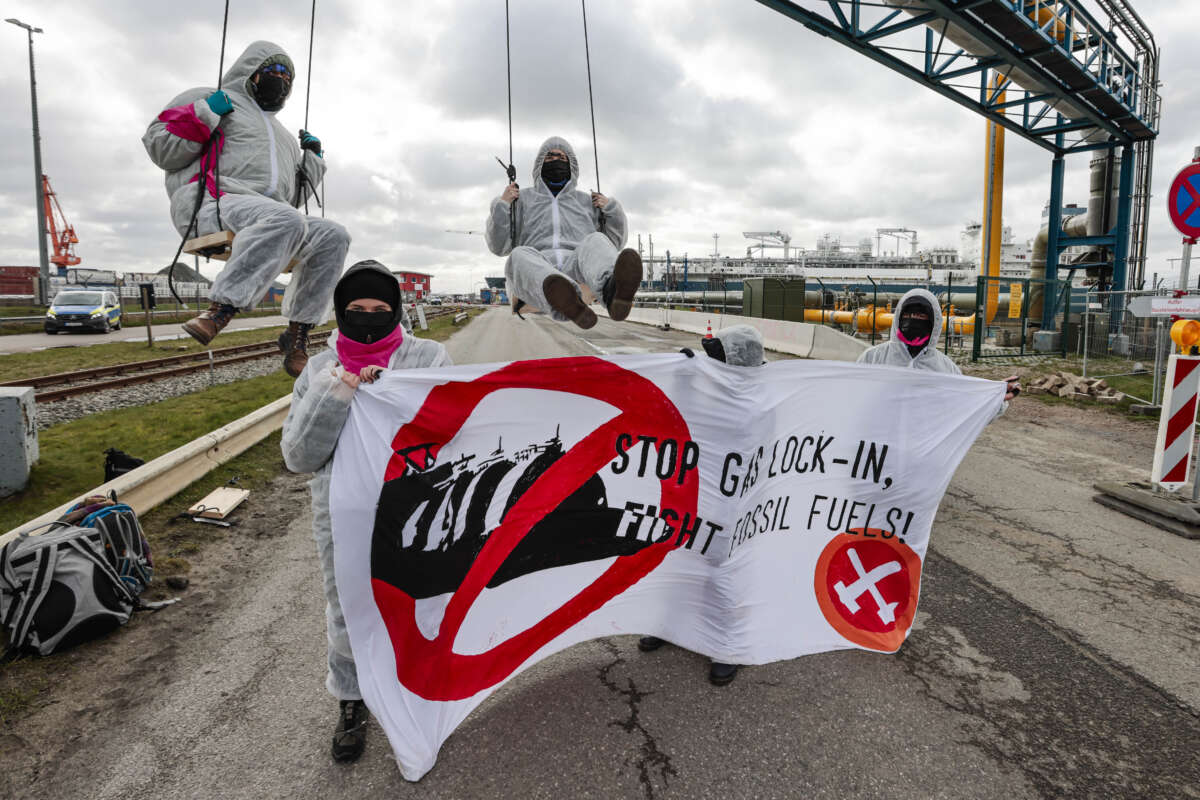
(813, 531, 922, 652)
(371, 356, 698, 701)
(1168, 162, 1200, 240)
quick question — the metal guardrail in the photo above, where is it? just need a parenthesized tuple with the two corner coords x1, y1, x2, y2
(0, 395, 293, 548)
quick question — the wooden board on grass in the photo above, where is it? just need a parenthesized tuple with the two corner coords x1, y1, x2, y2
(188, 487, 250, 519)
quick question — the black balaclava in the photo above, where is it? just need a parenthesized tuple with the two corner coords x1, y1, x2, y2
(541, 159, 571, 195)
(334, 263, 403, 344)
(701, 336, 727, 363)
(896, 297, 935, 357)
(249, 56, 293, 112)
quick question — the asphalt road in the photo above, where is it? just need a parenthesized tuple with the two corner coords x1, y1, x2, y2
(0, 314, 292, 354)
(3, 309, 1197, 799)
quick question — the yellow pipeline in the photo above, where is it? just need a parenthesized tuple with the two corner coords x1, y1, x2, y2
(981, 7, 1065, 325)
(802, 306, 975, 336)
(982, 73, 1005, 326)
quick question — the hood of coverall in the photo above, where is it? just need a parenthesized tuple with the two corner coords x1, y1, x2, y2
(703, 324, 766, 366)
(532, 136, 579, 192)
(220, 41, 295, 110)
(890, 288, 943, 355)
(333, 260, 409, 342)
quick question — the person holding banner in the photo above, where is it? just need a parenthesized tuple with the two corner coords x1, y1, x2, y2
(638, 324, 767, 685)
(859, 289, 1019, 403)
(281, 260, 452, 762)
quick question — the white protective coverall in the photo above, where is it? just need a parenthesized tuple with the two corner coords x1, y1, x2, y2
(281, 270, 452, 700)
(485, 136, 628, 320)
(142, 41, 349, 323)
(858, 288, 1009, 416)
(707, 324, 766, 366)
(857, 288, 959, 372)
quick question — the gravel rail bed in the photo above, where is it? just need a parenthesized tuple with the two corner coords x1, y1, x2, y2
(33, 346, 322, 430)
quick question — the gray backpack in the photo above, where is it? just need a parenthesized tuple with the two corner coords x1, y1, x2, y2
(0, 523, 137, 658)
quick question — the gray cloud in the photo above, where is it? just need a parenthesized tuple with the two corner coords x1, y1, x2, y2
(0, 0, 1194, 293)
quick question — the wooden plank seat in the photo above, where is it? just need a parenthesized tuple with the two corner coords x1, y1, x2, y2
(182, 230, 300, 274)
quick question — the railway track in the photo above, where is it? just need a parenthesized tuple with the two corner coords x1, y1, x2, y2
(3, 305, 470, 403)
(2, 331, 332, 403)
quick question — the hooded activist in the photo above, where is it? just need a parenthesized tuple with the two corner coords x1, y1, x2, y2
(281, 260, 451, 762)
(858, 288, 1019, 403)
(485, 136, 643, 329)
(639, 324, 767, 686)
(143, 40, 349, 377)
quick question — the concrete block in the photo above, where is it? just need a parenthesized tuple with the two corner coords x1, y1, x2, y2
(0, 387, 38, 498)
(1033, 330, 1062, 353)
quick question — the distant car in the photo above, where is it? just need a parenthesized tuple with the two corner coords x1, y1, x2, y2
(428, 298, 443, 306)
(44, 290, 122, 334)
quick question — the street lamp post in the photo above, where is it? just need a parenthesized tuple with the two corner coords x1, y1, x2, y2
(6, 18, 49, 305)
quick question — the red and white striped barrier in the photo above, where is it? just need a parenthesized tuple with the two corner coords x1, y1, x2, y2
(1152, 355, 1200, 490)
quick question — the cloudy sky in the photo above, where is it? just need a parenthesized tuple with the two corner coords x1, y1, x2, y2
(1, 0, 1197, 293)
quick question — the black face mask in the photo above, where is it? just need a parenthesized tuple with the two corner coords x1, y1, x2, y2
(897, 303, 934, 356)
(252, 74, 290, 112)
(541, 159, 571, 192)
(339, 310, 399, 344)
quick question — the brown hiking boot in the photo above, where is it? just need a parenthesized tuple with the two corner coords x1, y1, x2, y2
(542, 274, 597, 330)
(602, 249, 643, 322)
(279, 321, 315, 378)
(182, 302, 238, 346)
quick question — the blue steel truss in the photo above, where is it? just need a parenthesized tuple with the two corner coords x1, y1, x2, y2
(754, 0, 1159, 155)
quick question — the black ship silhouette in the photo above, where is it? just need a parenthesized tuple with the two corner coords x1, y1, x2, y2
(371, 427, 646, 599)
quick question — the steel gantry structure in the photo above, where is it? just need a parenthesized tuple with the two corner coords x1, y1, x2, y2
(754, 0, 1160, 323)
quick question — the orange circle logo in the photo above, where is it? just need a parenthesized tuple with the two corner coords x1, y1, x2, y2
(814, 530, 923, 652)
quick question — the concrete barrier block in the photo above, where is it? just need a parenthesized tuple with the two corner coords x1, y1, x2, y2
(0, 387, 38, 498)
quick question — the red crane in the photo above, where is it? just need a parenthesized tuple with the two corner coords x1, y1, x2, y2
(41, 174, 80, 268)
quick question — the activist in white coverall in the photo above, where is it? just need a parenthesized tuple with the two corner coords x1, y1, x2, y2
(485, 136, 643, 329)
(640, 324, 767, 686)
(281, 260, 451, 762)
(143, 40, 349, 376)
(858, 288, 1019, 405)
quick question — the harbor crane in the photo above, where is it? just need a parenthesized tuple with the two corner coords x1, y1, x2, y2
(875, 227, 917, 258)
(743, 230, 791, 259)
(42, 174, 80, 269)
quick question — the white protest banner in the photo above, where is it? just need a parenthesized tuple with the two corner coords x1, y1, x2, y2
(329, 354, 1004, 780)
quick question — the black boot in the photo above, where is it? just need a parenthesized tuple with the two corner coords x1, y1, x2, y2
(709, 662, 739, 686)
(279, 321, 315, 378)
(602, 249, 643, 321)
(331, 699, 369, 762)
(638, 636, 666, 652)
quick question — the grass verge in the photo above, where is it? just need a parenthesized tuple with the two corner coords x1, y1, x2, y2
(0, 371, 295, 533)
(965, 356, 1156, 419)
(0, 322, 334, 383)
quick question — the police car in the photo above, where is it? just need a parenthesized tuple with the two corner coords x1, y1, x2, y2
(44, 290, 123, 334)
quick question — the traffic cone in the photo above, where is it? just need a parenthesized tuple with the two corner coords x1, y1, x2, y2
(705, 320, 713, 339)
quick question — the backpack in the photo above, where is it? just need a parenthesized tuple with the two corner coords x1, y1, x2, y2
(0, 523, 138, 658)
(0, 501, 163, 659)
(104, 448, 145, 482)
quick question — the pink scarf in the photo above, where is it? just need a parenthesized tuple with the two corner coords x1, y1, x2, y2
(336, 325, 405, 375)
(896, 330, 930, 348)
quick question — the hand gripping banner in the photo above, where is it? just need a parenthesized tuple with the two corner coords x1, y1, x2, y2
(329, 354, 1004, 779)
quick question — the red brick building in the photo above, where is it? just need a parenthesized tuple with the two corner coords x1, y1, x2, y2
(394, 270, 432, 300)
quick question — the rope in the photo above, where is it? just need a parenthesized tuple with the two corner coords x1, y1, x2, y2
(169, 0, 230, 305)
(297, 0, 322, 216)
(503, 0, 517, 251)
(304, 0, 315, 131)
(580, 0, 605, 233)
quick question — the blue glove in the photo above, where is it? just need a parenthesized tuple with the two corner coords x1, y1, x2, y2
(299, 129, 323, 156)
(205, 90, 233, 116)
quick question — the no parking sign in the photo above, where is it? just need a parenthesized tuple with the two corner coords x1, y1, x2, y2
(1168, 160, 1200, 242)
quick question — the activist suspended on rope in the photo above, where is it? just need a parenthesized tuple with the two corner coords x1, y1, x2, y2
(171, 0, 323, 302)
(495, 0, 608, 249)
